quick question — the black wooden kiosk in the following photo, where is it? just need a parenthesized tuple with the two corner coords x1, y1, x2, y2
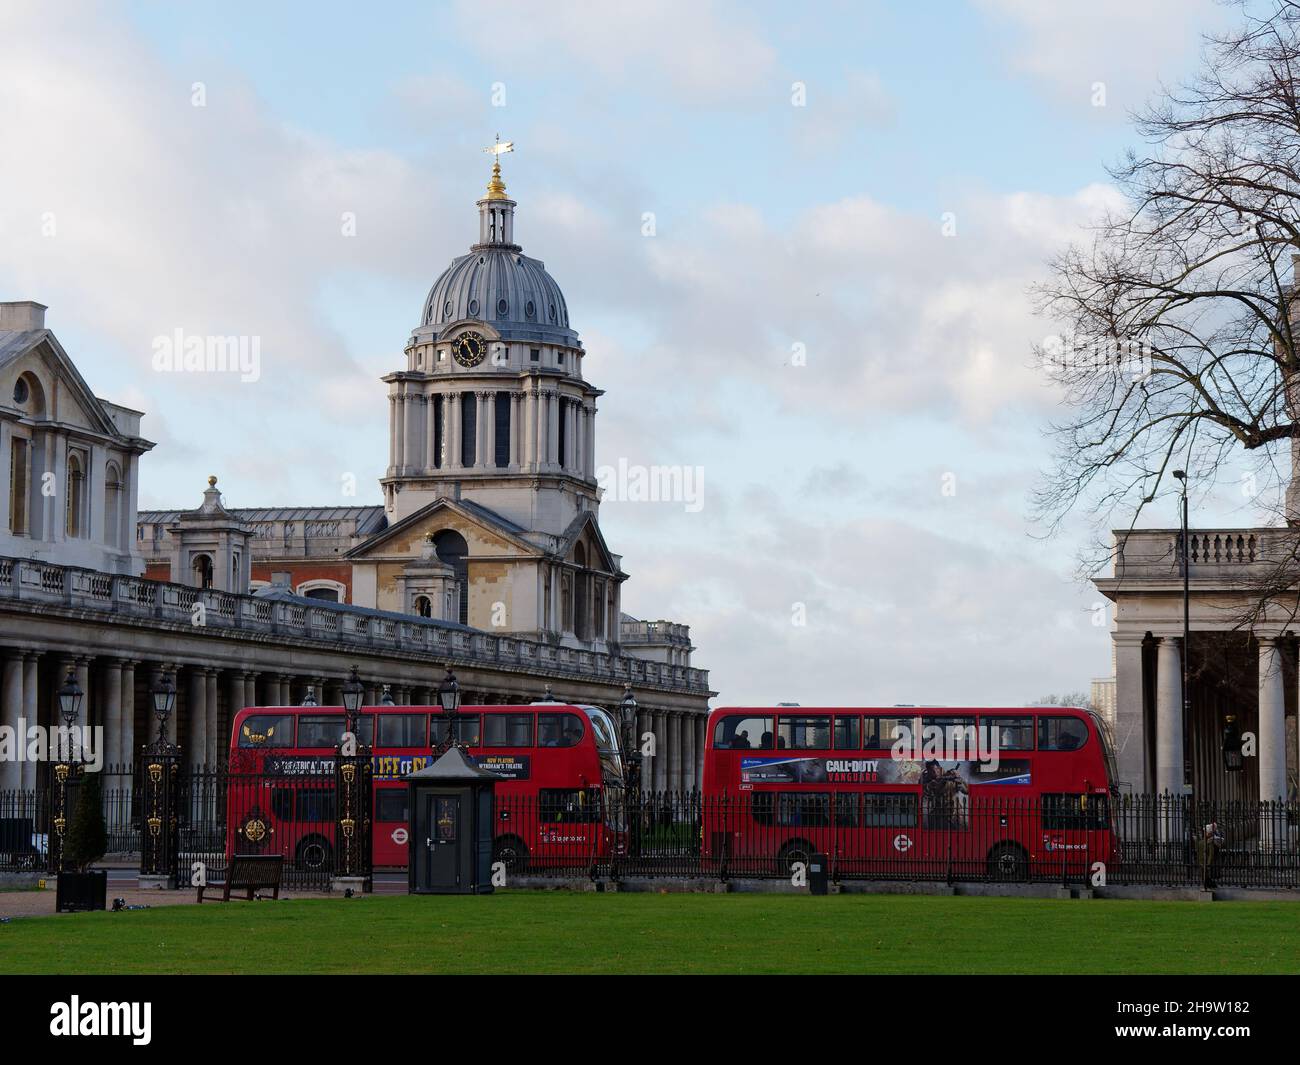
(406, 747, 497, 894)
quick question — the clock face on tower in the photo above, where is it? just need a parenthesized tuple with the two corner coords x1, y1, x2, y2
(452, 330, 488, 368)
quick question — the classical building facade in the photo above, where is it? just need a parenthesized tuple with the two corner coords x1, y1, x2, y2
(1097, 528, 1299, 806)
(1, 301, 152, 575)
(2, 157, 714, 790)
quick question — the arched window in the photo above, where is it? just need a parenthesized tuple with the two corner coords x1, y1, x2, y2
(65, 452, 84, 538)
(192, 553, 214, 589)
(433, 529, 470, 625)
(561, 573, 573, 633)
(104, 461, 123, 548)
(414, 595, 433, 618)
(297, 579, 345, 603)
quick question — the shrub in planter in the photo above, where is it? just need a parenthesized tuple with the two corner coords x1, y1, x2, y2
(56, 771, 109, 912)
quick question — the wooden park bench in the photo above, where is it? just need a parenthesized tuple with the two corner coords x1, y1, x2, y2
(197, 854, 285, 902)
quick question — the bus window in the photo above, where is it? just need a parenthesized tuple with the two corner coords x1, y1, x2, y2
(862, 793, 917, 827)
(778, 716, 831, 750)
(375, 789, 408, 823)
(1039, 716, 1088, 752)
(985, 716, 1034, 751)
(238, 714, 295, 748)
(539, 788, 600, 824)
(924, 716, 977, 754)
(713, 715, 773, 750)
(298, 714, 375, 748)
(483, 713, 533, 747)
(271, 788, 294, 820)
(863, 716, 915, 750)
(834, 716, 860, 749)
(752, 792, 775, 825)
(538, 713, 584, 747)
(1042, 793, 1110, 830)
(777, 792, 831, 828)
(298, 788, 335, 823)
(431, 715, 480, 747)
(378, 713, 427, 748)
(834, 793, 859, 827)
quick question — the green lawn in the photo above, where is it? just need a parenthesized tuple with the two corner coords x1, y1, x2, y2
(3, 892, 1299, 974)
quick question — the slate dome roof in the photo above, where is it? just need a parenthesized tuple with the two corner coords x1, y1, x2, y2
(421, 248, 574, 344)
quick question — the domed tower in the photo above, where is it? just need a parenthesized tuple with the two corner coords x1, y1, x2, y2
(381, 150, 602, 536)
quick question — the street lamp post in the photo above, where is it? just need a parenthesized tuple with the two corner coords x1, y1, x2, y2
(619, 685, 642, 858)
(49, 669, 84, 874)
(335, 666, 372, 888)
(140, 670, 180, 887)
(435, 666, 461, 753)
(1173, 469, 1191, 789)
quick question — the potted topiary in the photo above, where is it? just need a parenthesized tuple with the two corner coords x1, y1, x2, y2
(56, 770, 109, 912)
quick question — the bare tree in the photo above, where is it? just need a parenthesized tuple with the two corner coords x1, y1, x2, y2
(1035, 0, 1300, 590)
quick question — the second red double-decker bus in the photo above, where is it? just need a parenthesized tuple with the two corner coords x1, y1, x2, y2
(226, 701, 624, 872)
(702, 706, 1119, 879)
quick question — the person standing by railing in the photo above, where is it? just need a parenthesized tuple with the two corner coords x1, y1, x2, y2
(1195, 820, 1223, 890)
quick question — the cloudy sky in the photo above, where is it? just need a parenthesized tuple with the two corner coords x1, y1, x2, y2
(0, 0, 1258, 706)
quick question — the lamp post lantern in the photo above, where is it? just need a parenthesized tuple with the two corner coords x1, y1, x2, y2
(49, 669, 84, 874)
(435, 666, 461, 752)
(335, 665, 372, 888)
(341, 666, 364, 734)
(139, 669, 181, 887)
(619, 684, 643, 858)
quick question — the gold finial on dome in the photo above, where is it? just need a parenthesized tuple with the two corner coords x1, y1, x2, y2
(207, 475, 218, 487)
(482, 133, 514, 200)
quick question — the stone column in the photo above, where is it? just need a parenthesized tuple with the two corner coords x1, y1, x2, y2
(585, 403, 596, 478)
(244, 672, 259, 710)
(448, 391, 463, 469)
(1258, 638, 1288, 816)
(102, 659, 123, 770)
(188, 668, 207, 769)
(405, 393, 423, 471)
(0, 653, 22, 791)
(388, 394, 399, 472)
(228, 671, 248, 757)
(547, 394, 560, 471)
(524, 388, 537, 469)
(206, 669, 219, 764)
(1154, 637, 1184, 795)
(510, 392, 523, 469)
(652, 710, 667, 792)
(697, 716, 707, 785)
(76, 658, 92, 732)
(683, 711, 696, 792)
(21, 655, 38, 789)
(1112, 633, 1147, 793)
(120, 660, 136, 770)
(477, 391, 492, 468)
(277, 675, 292, 707)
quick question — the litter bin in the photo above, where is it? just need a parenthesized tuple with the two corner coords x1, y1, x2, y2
(406, 747, 496, 894)
(808, 852, 829, 895)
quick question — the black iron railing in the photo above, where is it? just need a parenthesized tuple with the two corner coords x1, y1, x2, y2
(4, 772, 1299, 890)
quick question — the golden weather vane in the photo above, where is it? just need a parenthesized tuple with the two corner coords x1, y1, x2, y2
(483, 133, 514, 199)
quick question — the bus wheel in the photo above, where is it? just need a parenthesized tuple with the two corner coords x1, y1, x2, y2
(777, 840, 814, 876)
(987, 842, 1028, 882)
(493, 835, 529, 873)
(295, 835, 333, 872)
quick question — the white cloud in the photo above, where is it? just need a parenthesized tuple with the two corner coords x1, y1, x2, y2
(449, 0, 779, 104)
(976, 0, 1224, 107)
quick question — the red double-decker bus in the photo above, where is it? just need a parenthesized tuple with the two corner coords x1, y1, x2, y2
(226, 701, 624, 871)
(701, 706, 1119, 879)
